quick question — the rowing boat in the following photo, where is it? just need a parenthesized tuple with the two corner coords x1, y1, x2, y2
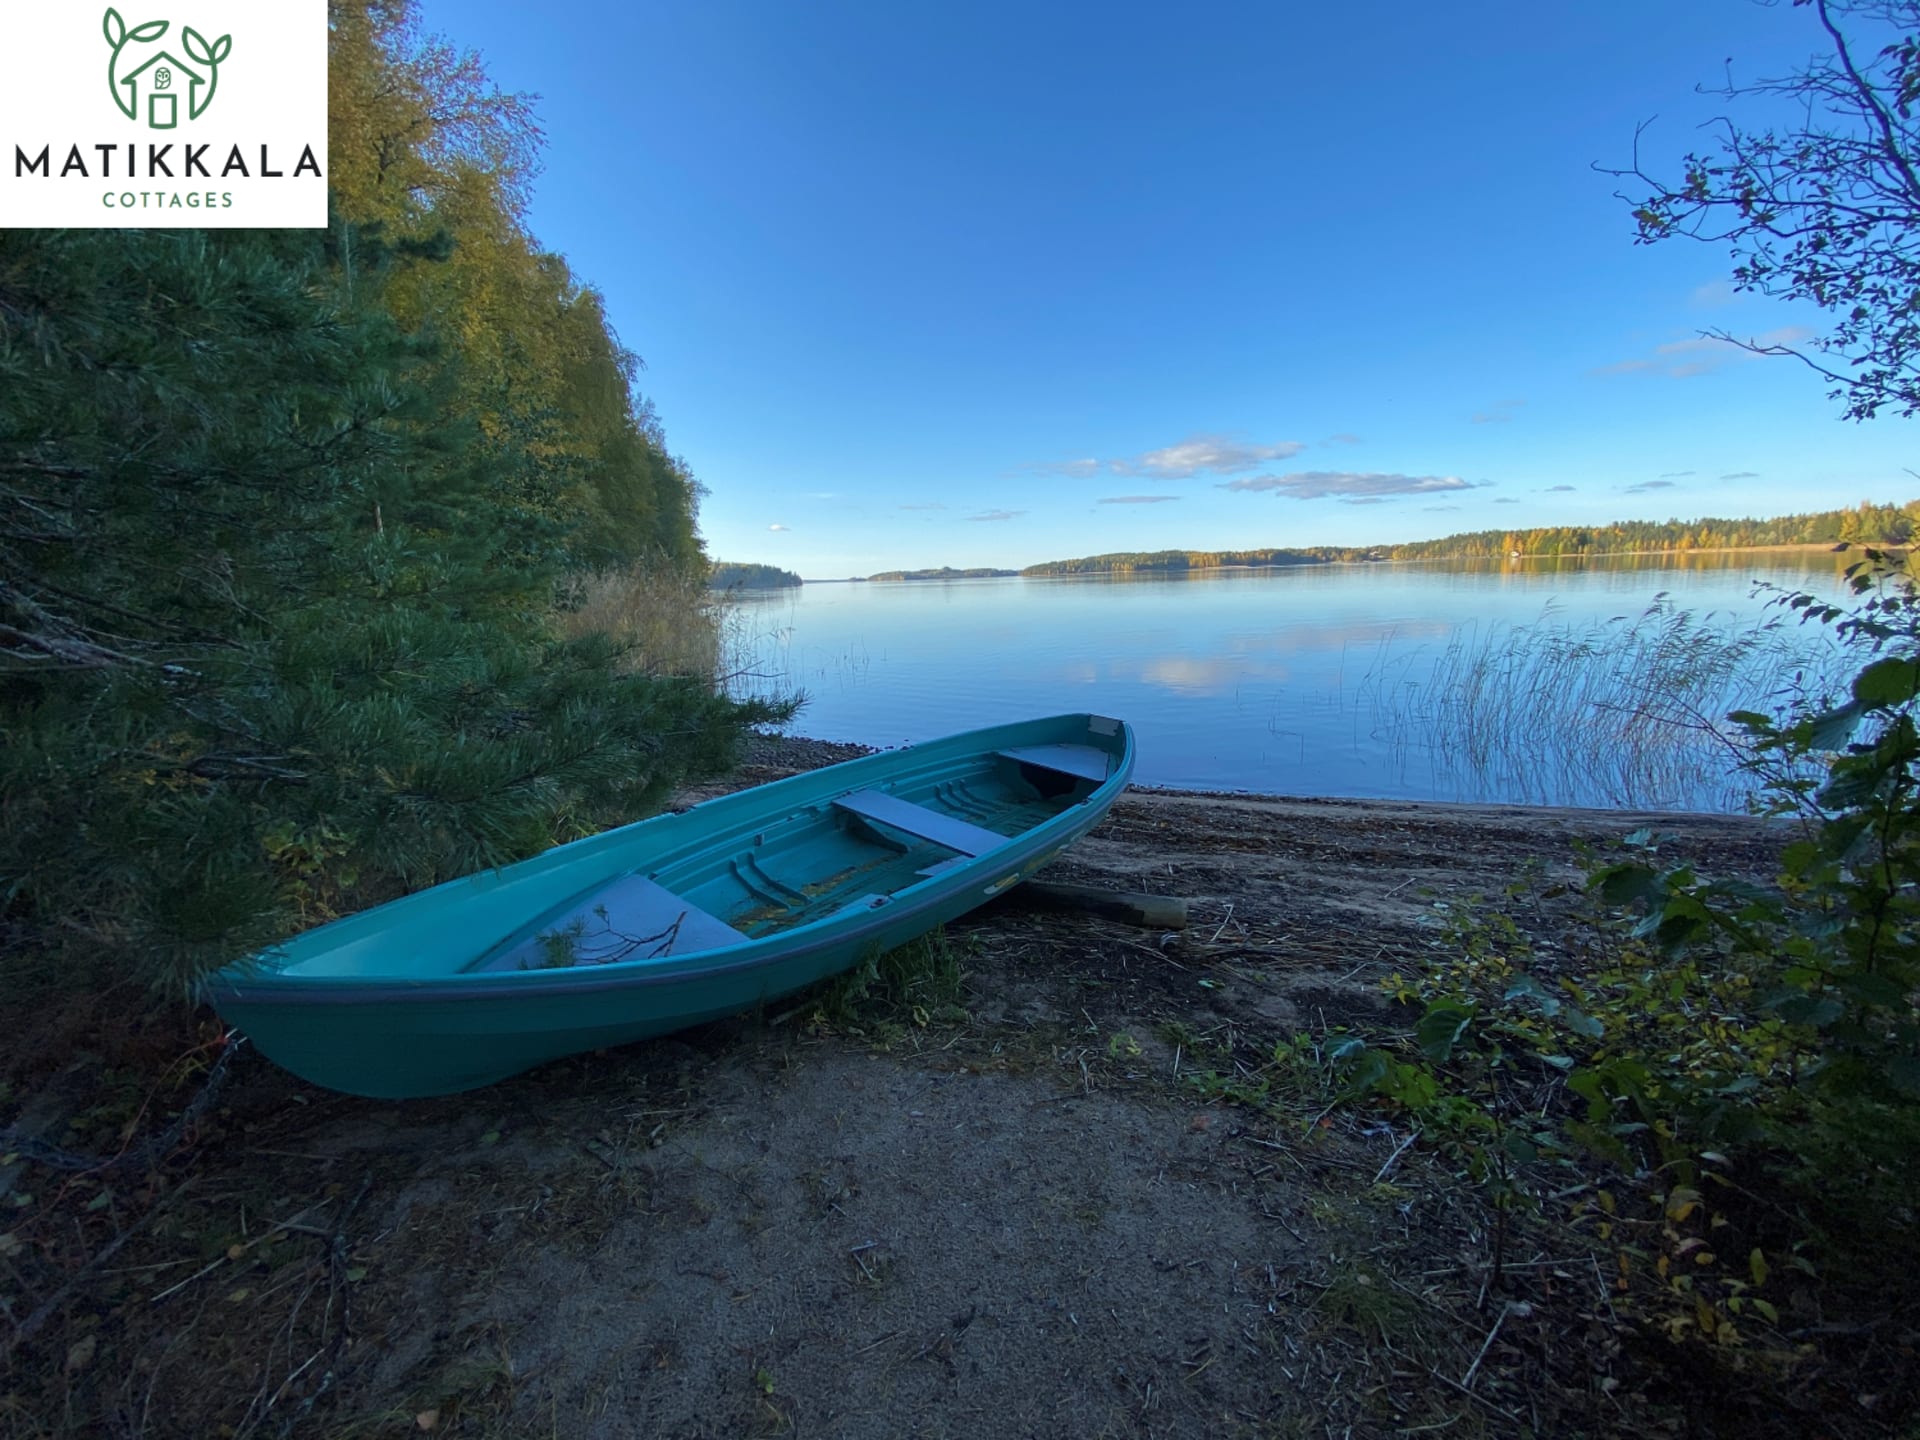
(204, 713, 1135, 1097)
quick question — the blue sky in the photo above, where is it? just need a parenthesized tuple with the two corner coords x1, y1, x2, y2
(420, 0, 1912, 577)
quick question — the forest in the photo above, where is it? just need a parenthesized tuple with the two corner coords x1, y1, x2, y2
(709, 561, 803, 589)
(0, 1, 781, 999)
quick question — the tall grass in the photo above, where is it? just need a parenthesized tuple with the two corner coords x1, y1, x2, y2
(556, 562, 727, 679)
(1357, 598, 1848, 810)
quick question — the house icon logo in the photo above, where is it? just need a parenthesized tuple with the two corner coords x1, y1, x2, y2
(102, 8, 230, 129)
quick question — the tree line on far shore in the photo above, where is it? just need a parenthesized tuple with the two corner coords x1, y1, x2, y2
(709, 562, 803, 589)
(1014, 498, 1917, 575)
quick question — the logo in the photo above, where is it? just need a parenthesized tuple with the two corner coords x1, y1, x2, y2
(1, 0, 324, 228)
(103, 9, 230, 129)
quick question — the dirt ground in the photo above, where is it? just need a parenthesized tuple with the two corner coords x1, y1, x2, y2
(2, 740, 1794, 1439)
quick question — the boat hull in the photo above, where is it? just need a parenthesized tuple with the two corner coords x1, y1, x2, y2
(205, 714, 1134, 1097)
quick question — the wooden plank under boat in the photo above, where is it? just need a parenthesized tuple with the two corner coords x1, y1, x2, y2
(203, 713, 1136, 1098)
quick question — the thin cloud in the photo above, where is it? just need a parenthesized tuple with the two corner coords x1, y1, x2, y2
(899, 502, 947, 511)
(1470, 398, 1526, 424)
(1114, 434, 1306, 478)
(767, 523, 790, 532)
(1324, 432, 1362, 445)
(1597, 325, 1816, 379)
(1220, 471, 1475, 501)
(1542, 485, 1576, 492)
(1720, 471, 1760, 480)
(1098, 495, 1181, 505)
(1624, 480, 1678, 493)
(1021, 458, 1100, 479)
(1690, 279, 1738, 307)
(967, 509, 1025, 522)
(1659, 470, 1695, 478)
(1340, 496, 1392, 506)
(1423, 505, 1462, 512)
(1493, 497, 1520, 504)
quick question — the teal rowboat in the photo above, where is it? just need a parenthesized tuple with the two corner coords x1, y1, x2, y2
(205, 714, 1135, 1098)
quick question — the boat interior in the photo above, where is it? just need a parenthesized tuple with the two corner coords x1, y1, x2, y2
(468, 740, 1116, 973)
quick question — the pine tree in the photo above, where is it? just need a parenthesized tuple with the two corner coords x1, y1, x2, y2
(0, 225, 777, 993)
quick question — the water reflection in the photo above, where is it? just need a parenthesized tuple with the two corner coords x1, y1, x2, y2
(720, 557, 1855, 811)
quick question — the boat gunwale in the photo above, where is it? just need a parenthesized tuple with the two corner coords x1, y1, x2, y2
(204, 715, 1134, 1008)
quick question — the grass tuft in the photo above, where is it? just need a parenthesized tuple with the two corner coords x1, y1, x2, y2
(808, 930, 970, 1033)
(1357, 597, 1848, 809)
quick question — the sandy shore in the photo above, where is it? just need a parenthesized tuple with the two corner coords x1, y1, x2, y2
(4, 735, 1791, 1438)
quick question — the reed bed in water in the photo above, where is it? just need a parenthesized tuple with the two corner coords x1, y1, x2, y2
(557, 562, 728, 680)
(1356, 597, 1849, 811)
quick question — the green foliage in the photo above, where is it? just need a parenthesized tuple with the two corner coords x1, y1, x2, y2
(327, 0, 703, 572)
(1617, 0, 1920, 422)
(1289, 550, 1920, 1350)
(708, 562, 803, 591)
(1580, 550, 1920, 1219)
(0, 228, 775, 997)
(808, 931, 971, 1038)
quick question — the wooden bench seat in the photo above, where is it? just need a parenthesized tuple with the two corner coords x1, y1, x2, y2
(833, 789, 1010, 857)
(472, 873, 748, 972)
(997, 743, 1111, 783)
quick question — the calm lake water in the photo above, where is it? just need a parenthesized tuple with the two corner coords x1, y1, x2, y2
(724, 552, 1858, 812)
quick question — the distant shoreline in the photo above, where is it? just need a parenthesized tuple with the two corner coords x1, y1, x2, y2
(779, 541, 1854, 588)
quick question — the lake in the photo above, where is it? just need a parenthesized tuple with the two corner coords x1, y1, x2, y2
(723, 551, 1858, 812)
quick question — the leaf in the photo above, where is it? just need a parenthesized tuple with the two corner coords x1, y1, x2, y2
(1851, 655, 1920, 708)
(1591, 862, 1663, 906)
(182, 25, 212, 64)
(212, 35, 232, 63)
(1415, 1002, 1475, 1064)
(1750, 1248, 1770, 1286)
(1504, 974, 1561, 1015)
(1562, 1006, 1606, 1040)
(479, 1130, 500, 1146)
(84, 1189, 112, 1212)
(1338, 1048, 1389, 1099)
(103, 8, 126, 47)
(344, 1266, 367, 1283)
(1815, 763, 1882, 810)
(1752, 1297, 1779, 1324)
(1807, 699, 1865, 751)
(1501, 1130, 1539, 1165)
(1666, 1186, 1702, 1223)
(1770, 993, 1844, 1027)
(66, 1335, 96, 1372)
(416, 1411, 441, 1432)
(1837, 972, 1908, 1008)
(227, 1287, 251, 1303)
(127, 19, 169, 42)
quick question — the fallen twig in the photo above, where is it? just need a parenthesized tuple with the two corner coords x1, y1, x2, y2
(1373, 1129, 1422, 1185)
(4, 1180, 196, 1358)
